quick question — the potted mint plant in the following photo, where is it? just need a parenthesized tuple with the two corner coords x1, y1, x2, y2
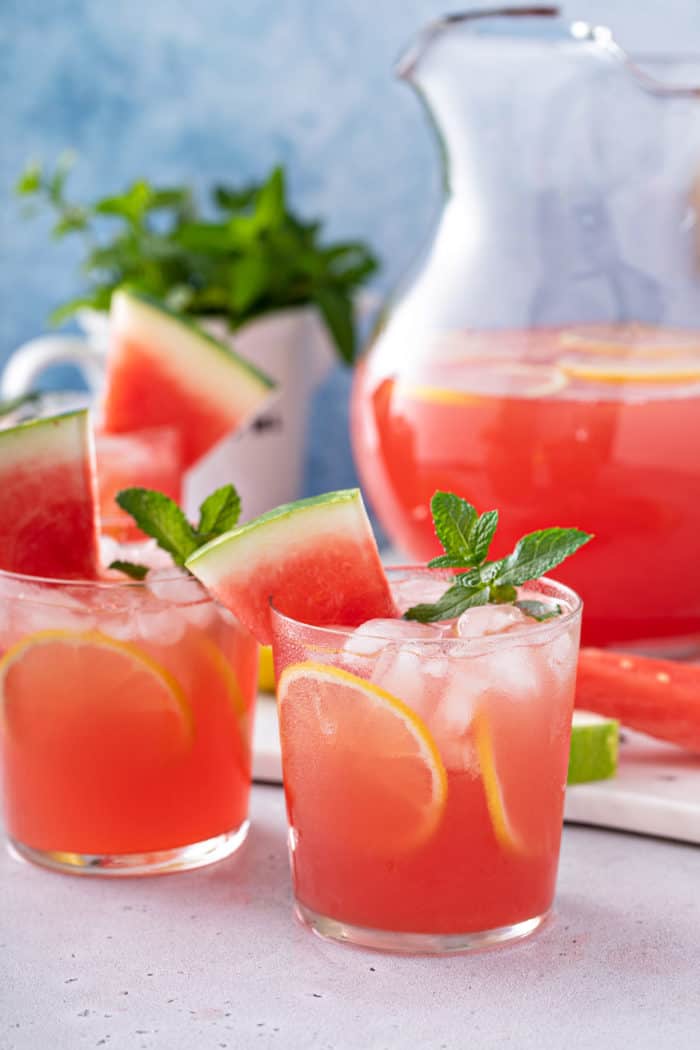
(10, 155, 379, 516)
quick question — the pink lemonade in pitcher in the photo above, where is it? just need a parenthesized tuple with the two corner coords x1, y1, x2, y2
(352, 325, 700, 649)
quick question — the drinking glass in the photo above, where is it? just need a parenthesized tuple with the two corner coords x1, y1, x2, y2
(270, 567, 582, 952)
(0, 565, 258, 875)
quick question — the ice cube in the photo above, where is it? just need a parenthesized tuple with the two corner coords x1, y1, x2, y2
(146, 568, 202, 604)
(345, 618, 444, 658)
(428, 639, 546, 773)
(391, 575, 452, 616)
(544, 623, 579, 686)
(135, 607, 186, 647)
(99, 614, 139, 643)
(99, 535, 172, 572)
(183, 601, 218, 630)
(427, 664, 480, 773)
(371, 644, 446, 724)
(456, 604, 531, 639)
(11, 583, 96, 635)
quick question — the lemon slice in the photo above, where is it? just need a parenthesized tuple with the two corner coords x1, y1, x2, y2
(277, 661, 447, 854)
(397, 362, 566, 404)
(559, 323, 700, 358)
(258, 644, 276, 693)
(473, 710, 526, 855)
(559, 355, 700, 384)
(0, 629, 193, 759)
(195, 633, 248, 721)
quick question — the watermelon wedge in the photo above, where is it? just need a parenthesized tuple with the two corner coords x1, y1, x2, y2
(186, 489, 396, 645)
(576, 648, 700, 755)
(102, 291, 276, 468)
(0, 410, 100, 579)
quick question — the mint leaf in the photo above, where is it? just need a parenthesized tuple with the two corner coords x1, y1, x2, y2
(404, 580, 490, 623)
(114, 482, 242, 573)
(427, 492, 498, 569)
(115, 488, 199, 566)
(427, 552, 469, 569)
(489, 582, 517, 604)
(313, 287, 355, 365)
(255, 166, 285, 230)
(404, 490, 593, 623)
(109, 560, 149, 581)
(16, 161, 42, 195)
(515, 599, 562, 622)
(429, 491, 477, 564)
(470, 509, 499, 564)
(230, 254, 268, 312)
(196, 485, 241, 539)
(494, 528, 592, 588)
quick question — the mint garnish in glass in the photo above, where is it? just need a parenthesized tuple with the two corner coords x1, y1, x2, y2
(404, 491, 592, 623)
(108, 483, 241, 577)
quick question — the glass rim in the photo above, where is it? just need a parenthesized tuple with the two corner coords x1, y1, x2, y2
(397, 8, 700, 98)
(270, 566, 583, 648)
(0, 564, 199, 592)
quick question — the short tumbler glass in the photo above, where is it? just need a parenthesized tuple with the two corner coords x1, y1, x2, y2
(0, 567, 258, 875)
(271, 567, 582, 953)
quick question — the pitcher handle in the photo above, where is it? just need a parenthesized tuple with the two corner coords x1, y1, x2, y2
(1, 335, 106, 400)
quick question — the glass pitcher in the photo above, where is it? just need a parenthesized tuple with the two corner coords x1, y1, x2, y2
(352, 7, 700, 651)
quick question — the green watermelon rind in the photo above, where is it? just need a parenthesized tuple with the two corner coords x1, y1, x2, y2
(0, 408, 100, 579)
(0, 408, 93, 465)
(118, 290, 276, 389)
(186, 489, 362, 574)
(111, 290, 276, 417)
(185, 488, 396, 644)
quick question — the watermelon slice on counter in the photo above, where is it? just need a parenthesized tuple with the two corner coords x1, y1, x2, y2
(186, 489, 396, 645)
(576, 647, 700, 755)
(0, 410, 100, 579)
(102, 290, 276, 468)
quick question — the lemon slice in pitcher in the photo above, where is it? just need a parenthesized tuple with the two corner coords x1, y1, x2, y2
(398, 362, 567, 404)
(559, 323, 700, 357)
(559, 355, 700, 384)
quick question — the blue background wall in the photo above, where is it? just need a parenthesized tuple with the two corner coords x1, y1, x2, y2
(2, 0, 699, 493)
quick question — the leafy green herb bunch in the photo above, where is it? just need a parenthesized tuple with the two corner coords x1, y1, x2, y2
(17, 154, 379, 364)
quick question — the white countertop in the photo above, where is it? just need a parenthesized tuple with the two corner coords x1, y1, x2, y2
(2, 784, 699, 1050)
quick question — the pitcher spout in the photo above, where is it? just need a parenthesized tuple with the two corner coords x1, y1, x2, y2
(395, 6, 561, 83)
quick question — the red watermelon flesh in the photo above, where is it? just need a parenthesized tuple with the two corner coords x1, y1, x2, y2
(186, 489, 396, 645)
(102, 291, 276, 468)
(576, 647, 700, 754)
(0, 410, 100, 579)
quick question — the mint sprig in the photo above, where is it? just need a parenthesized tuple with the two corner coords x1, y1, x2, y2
(196, 485, 241, 541)
(110, 484, 241, 575)
(15, 157, 379, 364)
(404, 491, 592, 623)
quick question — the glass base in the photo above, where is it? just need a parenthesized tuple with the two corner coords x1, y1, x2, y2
(295, 901, 548, 954)
(8, 821, 249, 876)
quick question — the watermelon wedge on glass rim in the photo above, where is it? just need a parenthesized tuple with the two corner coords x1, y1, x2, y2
(0, 409, 100, 579)
(102, 290, 277, 469)
(186, 489, 396, 645)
